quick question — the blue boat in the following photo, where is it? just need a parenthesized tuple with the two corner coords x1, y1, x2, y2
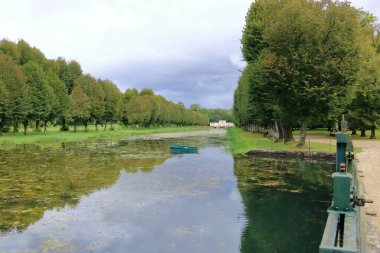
(170, 145, 198, 154)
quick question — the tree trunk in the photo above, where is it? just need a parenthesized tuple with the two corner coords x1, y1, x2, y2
(36, 120, 40, 132)
(74, 124, 77, 132)
(61, 118, 66, 131)
(23, 120, 28, 135)
(351, 129, 357, 135)
(95, 122, 98, 131)
(298, 122, 307, 146)
(370, 125, 376, 139)
(13, 123, 18, 134)
(104, 122, 107, 131)
(0, 122, 3, 136)
(84, 123, 88, 132)
(282, 122, 294, 143)
(44, 120, 48, 134)
(360, 128, 366, 137)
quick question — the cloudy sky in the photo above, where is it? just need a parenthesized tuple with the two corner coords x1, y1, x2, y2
(0, 0, 379, 109)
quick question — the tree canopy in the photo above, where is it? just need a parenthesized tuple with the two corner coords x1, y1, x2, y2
(234, 0, 380, 142)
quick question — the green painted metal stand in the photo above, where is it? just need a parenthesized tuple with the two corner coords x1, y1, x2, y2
(319, 133, 367, 253)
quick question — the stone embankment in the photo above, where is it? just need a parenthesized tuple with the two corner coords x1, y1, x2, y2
(246, 149, 335, 162)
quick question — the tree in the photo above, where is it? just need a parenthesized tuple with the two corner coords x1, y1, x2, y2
(123, 95, 154, 126)
(0, 80, 9, 135)
(121, 88, 139, 124)
(75, 75, 105, 130)
(69, 85, 91, 132)
(348, 17, 380, 139)
(139, 88, 154, 96)
(0, 54, 29, 134)
(0, 39, 19, 62)
(57, 58, 82, 94)
(208, 109, 233, 122)
(22, 62, 54, 133)
(100, 79, 121, 129)
(46, 70, 69, 129)
(236, 0, 365, 144)
(17, 39, 48, 69)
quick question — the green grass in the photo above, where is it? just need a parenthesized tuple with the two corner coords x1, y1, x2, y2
(0, 125, 211, 147)
(293, 128, 379, 141)
(226, 128, 334, 154)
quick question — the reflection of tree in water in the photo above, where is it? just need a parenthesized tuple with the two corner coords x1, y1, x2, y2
(234, 155, 333, 252)
(0, 139, 174, 233)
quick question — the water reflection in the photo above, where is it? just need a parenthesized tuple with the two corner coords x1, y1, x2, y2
(235, 156, 333, 252)
(0, 136, 332, 252)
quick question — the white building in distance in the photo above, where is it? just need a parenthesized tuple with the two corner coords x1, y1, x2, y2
(210, 120, 234, 128)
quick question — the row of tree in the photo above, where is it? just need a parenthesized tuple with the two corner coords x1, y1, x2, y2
(233, 0, 380, 144)
(0, 39, 209, 135)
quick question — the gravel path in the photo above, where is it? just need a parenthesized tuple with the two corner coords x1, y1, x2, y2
(355, 140, 380, 251)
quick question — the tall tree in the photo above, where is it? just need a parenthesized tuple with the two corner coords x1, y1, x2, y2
(349, 16, 380, 139)
(58, 58, 82, 94)
(0, 39, 19, 62)
(139, 88, 154, 96)
(0, 54, 29, 134)
(69, 85, 91, 132)
(236, 0, 365, 144)
(0, 80, 9, 135)
(75, 75, 105, 130)
(100, 79, 121, 130)
(46, 70, 69, 129)
(22, 62, 54, 133)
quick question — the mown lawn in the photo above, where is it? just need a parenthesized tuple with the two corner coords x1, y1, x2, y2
(226, 128, 334, 154)
(0, 125, 211, 147)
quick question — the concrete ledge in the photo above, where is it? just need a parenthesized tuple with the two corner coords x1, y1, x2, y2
(246, 149, 336, 162)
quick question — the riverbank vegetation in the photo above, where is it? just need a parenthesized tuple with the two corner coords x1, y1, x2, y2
(233, 0, 380, 144)
(0, 40, 210, 137)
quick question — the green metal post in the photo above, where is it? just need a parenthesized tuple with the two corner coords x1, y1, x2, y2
(336, 133, 347, 172)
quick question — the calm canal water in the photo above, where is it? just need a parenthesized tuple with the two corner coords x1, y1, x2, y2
(0, 135, 333, 252)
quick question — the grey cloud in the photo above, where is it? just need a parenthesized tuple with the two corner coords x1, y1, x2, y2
(101, 52, 241, 108)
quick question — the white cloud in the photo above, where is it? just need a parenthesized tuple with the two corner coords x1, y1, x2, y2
(1, 0, 378, 108)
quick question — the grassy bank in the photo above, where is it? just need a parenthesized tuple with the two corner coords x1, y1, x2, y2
(0, 125, 211, 147)
(226, 128, 334, 154)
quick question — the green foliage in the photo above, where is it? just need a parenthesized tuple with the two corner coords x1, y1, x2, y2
(100, 79, 122, 127)
(348, 20, 380, 137)
(0, 39, 19, 62)
(208, 108, 232, 122)
(0, 38, 209, 135)
(57, 58, 82, 94)
(46, 70, 69, 123)
(124, 95, 156, 126)
(74, 75, 105, 127)
(0, 80, 10, 132)
(139, 88, 154, 96)
(69, 85, 91, 129)
(234, 0, 375, 141)
(22, 62, 54, 127)
(122, 91, 209, 127)
(0, 54, 29, 128)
